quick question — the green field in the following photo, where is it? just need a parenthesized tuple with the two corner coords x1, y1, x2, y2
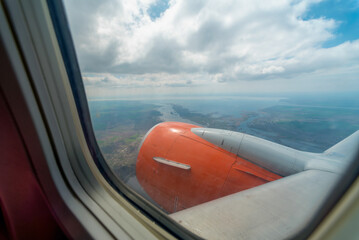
(249, 105, 359, 152)
(89, 101, 162, 181)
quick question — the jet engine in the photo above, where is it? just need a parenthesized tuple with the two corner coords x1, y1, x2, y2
(136, 122, 281, 213)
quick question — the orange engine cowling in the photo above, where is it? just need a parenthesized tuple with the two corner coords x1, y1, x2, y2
(136, 122, 281, 213)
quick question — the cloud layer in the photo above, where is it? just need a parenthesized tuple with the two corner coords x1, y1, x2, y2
(64, 0, 359, 97)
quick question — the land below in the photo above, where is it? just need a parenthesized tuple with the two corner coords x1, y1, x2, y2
(89, 100, 359, 185)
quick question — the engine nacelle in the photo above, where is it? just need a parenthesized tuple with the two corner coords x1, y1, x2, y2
(136, 122, 281, 213)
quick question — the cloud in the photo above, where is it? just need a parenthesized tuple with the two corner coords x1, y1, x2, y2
(63, 0, 359, 95)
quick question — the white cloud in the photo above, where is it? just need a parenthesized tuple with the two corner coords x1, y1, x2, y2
(63, 0, 359, 96)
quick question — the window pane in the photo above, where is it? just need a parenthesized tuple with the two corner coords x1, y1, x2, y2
(63, 0, 359, 238)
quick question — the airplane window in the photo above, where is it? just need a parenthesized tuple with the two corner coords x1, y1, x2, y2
(62, 0, 359, 238)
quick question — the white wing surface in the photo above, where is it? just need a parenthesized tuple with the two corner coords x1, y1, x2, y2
(171, 170, 340, 240)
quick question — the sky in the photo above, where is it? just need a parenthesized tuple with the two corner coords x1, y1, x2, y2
(63, 0, 359, 98)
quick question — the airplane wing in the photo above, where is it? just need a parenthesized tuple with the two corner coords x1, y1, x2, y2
(136, 123, 358, 238)
(170, 169, 340, 240)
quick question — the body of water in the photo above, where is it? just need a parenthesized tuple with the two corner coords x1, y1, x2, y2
(146, 96, 283, 118)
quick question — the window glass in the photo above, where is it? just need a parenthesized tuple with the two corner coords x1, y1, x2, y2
(63, 0, 359, 238)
